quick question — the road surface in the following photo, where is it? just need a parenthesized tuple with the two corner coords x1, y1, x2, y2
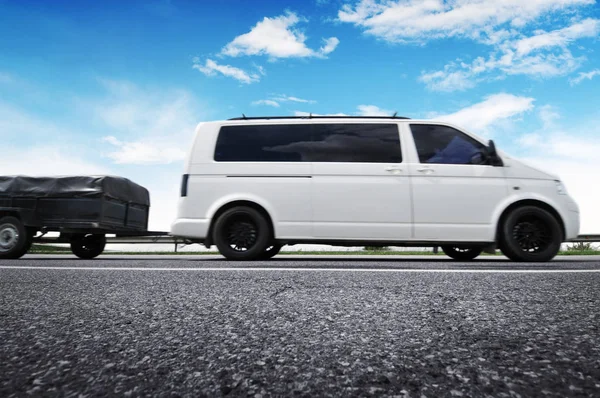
(1, 255, 599, 397)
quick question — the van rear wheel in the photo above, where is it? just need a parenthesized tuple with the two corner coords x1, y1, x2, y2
(258, 244, 283, 260)
(500, 206, 562, 262)
(213, 206, 271, 261)
(441, 245, 482, 261)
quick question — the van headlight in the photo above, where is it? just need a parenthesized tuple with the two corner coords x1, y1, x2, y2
(555, 180, 567, 195)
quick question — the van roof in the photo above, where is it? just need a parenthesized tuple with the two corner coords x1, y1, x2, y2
(227, 115, 411, 121)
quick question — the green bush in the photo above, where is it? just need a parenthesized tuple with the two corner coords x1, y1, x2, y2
(567, 242, 596, 252)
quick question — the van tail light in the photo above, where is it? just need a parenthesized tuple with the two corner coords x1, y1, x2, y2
(180, 174, 189, 197)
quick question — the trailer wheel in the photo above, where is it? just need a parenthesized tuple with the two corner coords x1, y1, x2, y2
(0, 216, 32, 259)
(70, 234, 106, 259)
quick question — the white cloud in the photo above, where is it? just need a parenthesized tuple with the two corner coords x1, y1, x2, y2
(319, 37, 340, 55)
(514, 18, 600, 56)
(102, 137, 187, 164)
(96, 80, 201, 165)
(0, 101, 72, 141)
(434, 93, 535, 133)
(192, 58, 260, 84)
(255, 64, 267, 76)
(419, 66, 477, 92)
(253, 94, 317, 108)
(419, 20, 592, 92)
(293, 104, 393, 117)
(338, 0, 595, 43)
(569, 68, 600, 85)
(272, 94, 316, 104)
(251, 99, 280, 107)
(341, 1, 598, 91)
(356, 104, 393, 116)
(518, 133, 542, 148)
(501, 50, 582, 77)
(538, 104, 560, 128)
(0, 145, 111, 176)
(221, 12, 339, 58)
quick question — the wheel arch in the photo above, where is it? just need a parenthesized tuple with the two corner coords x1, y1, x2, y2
(495, 199, 566, 243)
(0, 210, 21, 220)
(204, 200, 276, 248)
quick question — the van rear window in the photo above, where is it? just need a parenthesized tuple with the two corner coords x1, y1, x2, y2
(214, 124, 402, 163)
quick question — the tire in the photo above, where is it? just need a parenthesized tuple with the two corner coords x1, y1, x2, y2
(70, 234, 106, 259)
(257, 244, 283, 260)
(500, 206, 562, 262)
(213, 206, 271, 261)
(0, 216, 32, 259)
(441, 245, 482, 261)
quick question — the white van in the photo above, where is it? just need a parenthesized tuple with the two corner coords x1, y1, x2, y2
(171, 116, 580, 262)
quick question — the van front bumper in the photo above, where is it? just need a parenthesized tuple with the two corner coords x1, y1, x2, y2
(170, 218, 210, 240)
(564, 210, 580, 241)
(561, 195, 580, 241)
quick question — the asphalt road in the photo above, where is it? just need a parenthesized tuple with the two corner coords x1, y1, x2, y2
(1, 255, 600, 397)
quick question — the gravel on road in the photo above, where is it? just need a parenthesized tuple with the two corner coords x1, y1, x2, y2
(1, 258, 599, 397)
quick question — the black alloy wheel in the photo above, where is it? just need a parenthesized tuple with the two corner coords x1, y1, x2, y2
(213, 206, 270, 261)
(500, 206, 562, 262)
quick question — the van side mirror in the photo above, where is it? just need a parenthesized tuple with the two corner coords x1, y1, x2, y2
(487, 140, 503, 166)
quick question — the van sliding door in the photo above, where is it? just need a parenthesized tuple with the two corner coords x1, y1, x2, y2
(310, 123, 412, 240)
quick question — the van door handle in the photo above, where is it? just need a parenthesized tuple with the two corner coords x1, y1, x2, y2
(417, 167, 434, 174)
(385, 167, 403, 173)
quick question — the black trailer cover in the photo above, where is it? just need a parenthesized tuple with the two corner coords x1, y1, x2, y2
(0, 176, 150, 206)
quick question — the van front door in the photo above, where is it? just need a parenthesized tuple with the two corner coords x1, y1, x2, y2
(407, 123, 508, 242)
(310, 123, 412, 240)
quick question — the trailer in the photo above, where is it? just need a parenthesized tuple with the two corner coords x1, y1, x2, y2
(0, 176, 167, 259)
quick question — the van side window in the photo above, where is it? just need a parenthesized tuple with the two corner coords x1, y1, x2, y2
(311, 124, 401, 163)
(215, 125, 311, 162)
(410, 124, 486, 165)
(214, 123, 402, 163)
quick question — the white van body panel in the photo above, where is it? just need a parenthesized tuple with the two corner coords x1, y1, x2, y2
(170, 118, 580, 245)
(311, 161, 412, 239)
(400, 122, 508, 241)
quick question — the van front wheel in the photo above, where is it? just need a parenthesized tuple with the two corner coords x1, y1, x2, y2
(500, 206, 562, 262)
(213, 207, 271, 261)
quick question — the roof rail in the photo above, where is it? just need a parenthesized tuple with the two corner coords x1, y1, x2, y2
(227, 115, 411, 121)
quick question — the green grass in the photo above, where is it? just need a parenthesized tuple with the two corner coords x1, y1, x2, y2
(558, 250, 600, 256)
(29, 244, 72, 253)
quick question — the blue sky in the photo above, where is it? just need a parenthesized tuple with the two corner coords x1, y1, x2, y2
(1, 0, 600, 234)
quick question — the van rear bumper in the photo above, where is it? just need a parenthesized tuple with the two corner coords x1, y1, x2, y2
(170, 218, 209, 240)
